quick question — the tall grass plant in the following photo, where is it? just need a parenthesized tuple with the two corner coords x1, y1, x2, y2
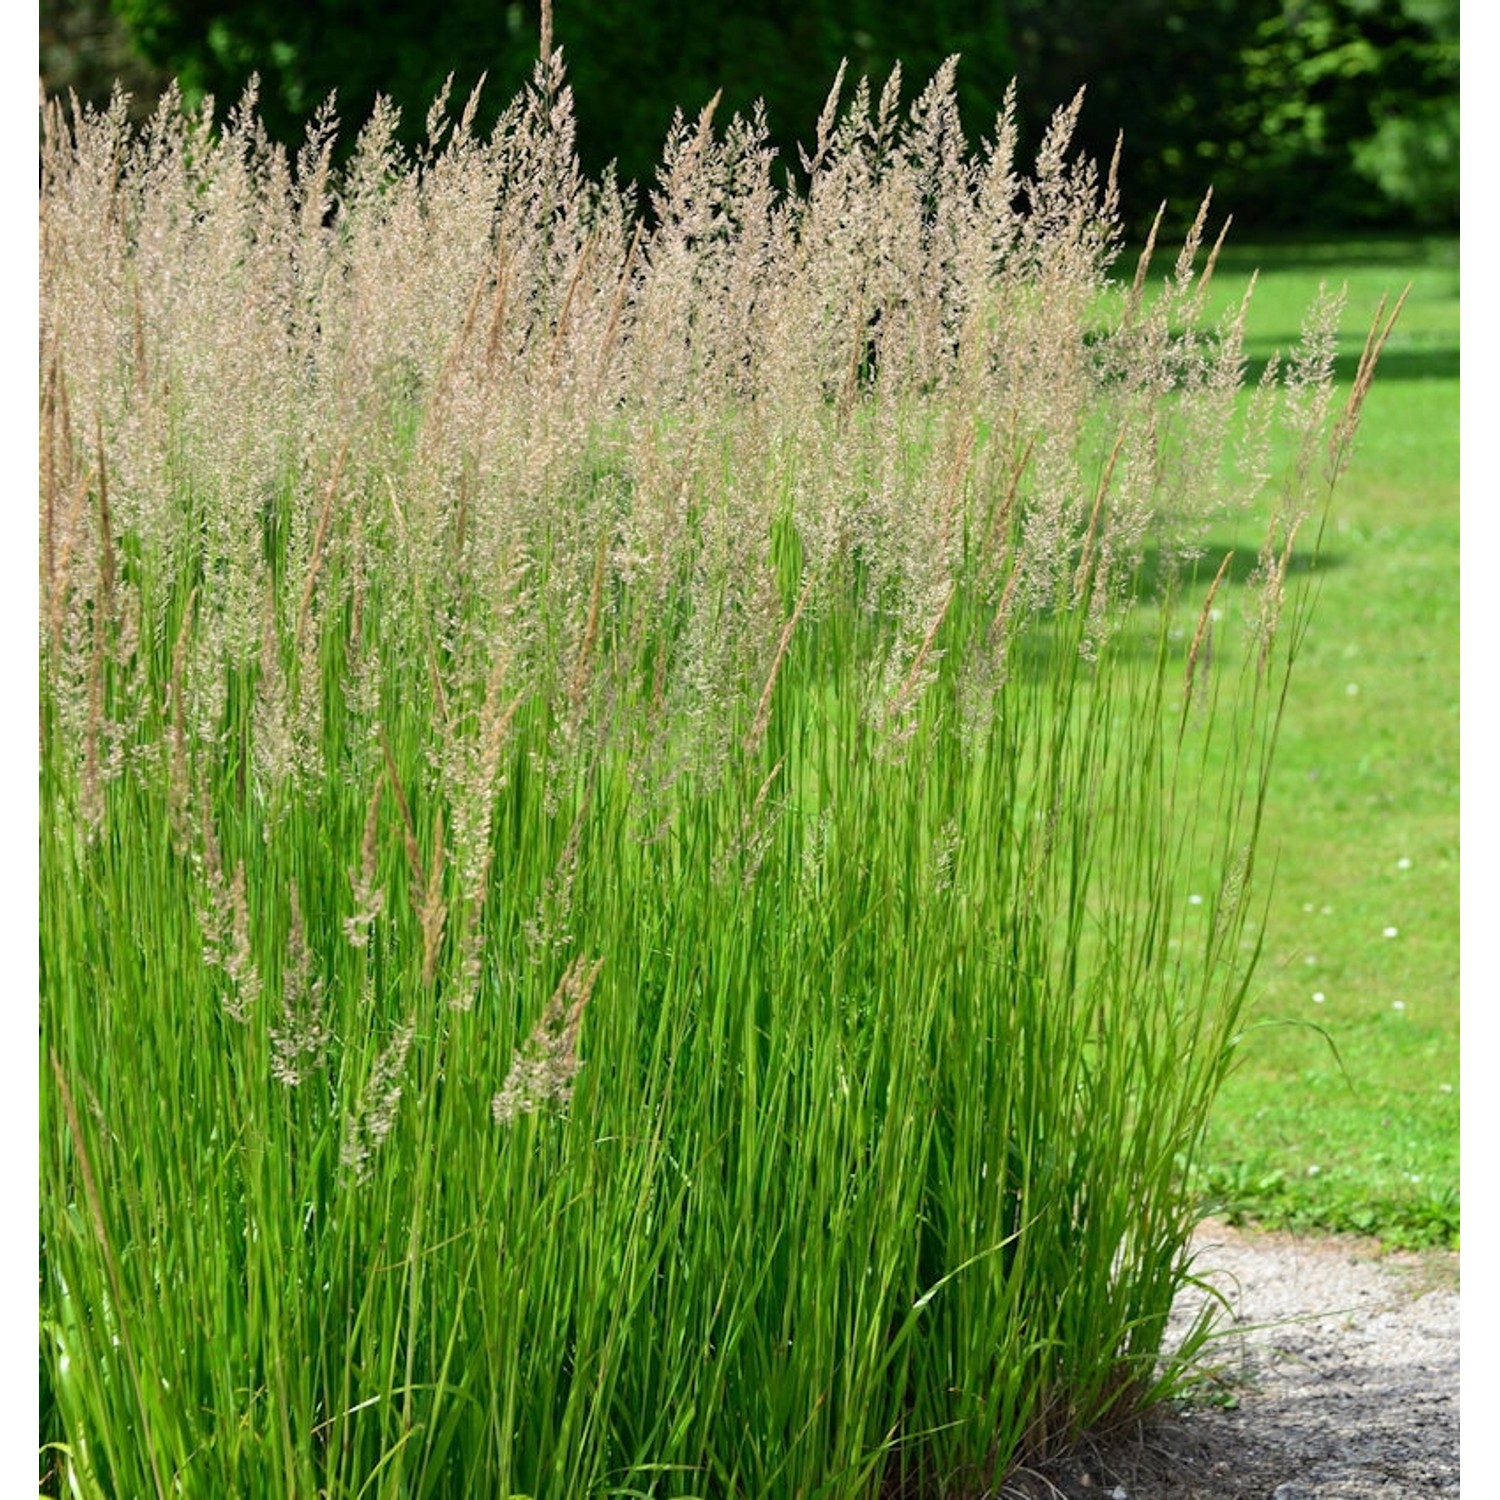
(39, 54, 1388, 1496)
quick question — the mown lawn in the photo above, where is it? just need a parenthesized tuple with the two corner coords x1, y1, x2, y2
(1192, 235, 1459, 1247)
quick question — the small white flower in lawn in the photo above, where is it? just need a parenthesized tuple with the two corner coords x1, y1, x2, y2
(1406, 1173, 1423, 1184)
(1391, 1000, 1406, 1011)
(1307, 1164, 1321, 1176)
(1439, 1083, 1453, 1093)
(1188, 893, 1203, 906)
(1383, 926, 1398, 937)
(1312, 992, 1326, 1003)
(1397, 856, 1413, 870)
(1304, 953, 1317, 965)
(1346, 682, 1360, 695)
(1320, 904, 1333, 915)
(1302, 902, 1315, 912)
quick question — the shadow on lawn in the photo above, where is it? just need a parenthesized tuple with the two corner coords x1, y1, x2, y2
(1208, 235, 1458, 276)
(985, 540, 1346, 681)
(1240, 345, 1459, 387)
(1136, 539, 1348, 599)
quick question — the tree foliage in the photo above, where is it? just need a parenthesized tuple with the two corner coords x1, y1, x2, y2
(1003, 0, 1458, 229)
(43, 0, 1459, 229)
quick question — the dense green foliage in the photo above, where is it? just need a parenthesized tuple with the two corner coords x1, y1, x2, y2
(1008, 0, 1459, 230)
(41, 0, 1459, 231)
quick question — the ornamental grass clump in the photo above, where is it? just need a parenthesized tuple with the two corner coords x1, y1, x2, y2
(39, 50, 1394, 1499)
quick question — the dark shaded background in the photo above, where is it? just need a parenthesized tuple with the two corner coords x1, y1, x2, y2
(40, 0, 1458, 234)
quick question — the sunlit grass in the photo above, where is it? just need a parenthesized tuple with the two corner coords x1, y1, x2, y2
(1190, 236, 1459, 1247)
(38, 65, 1386, 1496)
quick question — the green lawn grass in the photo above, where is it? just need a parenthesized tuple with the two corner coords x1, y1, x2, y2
(1193, 235, 1459, 1248)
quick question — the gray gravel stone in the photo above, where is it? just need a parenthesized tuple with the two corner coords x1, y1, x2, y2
(1166, 1219, 1460, 1498)
(1001, 1218, 1459, 1499)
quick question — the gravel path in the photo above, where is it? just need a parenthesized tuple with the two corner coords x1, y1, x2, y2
(1002, 1219, 1460, 1499)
